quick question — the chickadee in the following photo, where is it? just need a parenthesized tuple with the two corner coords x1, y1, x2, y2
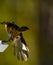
(0, 21, 29, 61)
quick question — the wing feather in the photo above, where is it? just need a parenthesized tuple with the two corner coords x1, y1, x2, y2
(13, 36, 29, 61)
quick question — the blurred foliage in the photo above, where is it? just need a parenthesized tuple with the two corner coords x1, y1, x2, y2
(0, 0, 39, 65)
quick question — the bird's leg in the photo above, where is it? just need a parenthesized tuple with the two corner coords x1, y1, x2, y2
(2, 37, 12, 42)
(2, 39, 10, 44)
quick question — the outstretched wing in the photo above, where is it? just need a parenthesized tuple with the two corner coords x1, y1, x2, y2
(13, 36, 29, 61)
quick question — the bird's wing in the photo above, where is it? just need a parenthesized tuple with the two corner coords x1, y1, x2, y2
(20, 33, 27, 46)
(12, 36, 29, 61)
(19, 26, 29, 32)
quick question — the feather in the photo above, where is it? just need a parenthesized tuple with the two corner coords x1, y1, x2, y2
(19, 26, 29, 32)
(12, 36, 29, 61)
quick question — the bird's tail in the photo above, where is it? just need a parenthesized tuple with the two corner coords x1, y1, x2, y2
(13, 37, 29, 61)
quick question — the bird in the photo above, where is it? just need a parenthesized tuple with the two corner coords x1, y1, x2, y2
(0, 21, 29, 61)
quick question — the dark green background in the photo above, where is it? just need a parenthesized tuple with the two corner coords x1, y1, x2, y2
(0, 0, 39, 65)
